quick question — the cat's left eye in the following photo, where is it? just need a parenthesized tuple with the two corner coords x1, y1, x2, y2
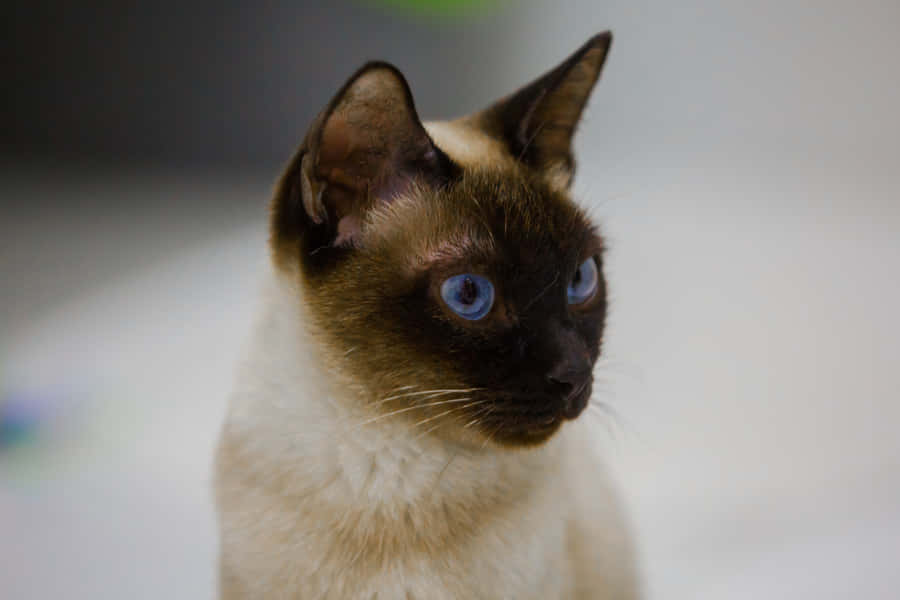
(440, 274, 495, 320)
(567, 257, 599, 305)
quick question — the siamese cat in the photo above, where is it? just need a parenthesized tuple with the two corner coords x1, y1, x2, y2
(215, 32, 640, 599)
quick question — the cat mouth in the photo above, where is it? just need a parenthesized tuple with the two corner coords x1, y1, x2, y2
(561, 381, 592, 420)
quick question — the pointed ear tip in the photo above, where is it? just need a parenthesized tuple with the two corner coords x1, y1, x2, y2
(356, 60, 405, 78)
(588, 31, 613, 50)
(333, 60, 417, 112)
(348, 60, 411, 89)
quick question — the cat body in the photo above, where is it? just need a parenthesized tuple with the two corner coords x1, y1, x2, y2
(216, 33, 640, 599)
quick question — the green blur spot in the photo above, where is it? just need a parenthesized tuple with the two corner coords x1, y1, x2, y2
(364, 0, 498, 17)
(0, 420, 36, 449)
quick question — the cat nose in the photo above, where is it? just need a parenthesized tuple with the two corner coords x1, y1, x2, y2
(545, 356, 593, 419)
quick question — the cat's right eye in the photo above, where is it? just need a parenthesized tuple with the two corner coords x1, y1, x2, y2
(440, 274, 495, 320)
(567, 257, 599, 305)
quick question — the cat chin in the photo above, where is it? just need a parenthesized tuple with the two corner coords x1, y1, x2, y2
(461, 386, 593, 449)
(487, 422, 565, 448)
(455, 409, 569, 449)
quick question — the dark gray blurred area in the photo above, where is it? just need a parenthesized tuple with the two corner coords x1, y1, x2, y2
(4, 0, 515, 168)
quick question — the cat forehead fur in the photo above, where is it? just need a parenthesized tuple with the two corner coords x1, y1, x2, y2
(363, 168, 595, 273)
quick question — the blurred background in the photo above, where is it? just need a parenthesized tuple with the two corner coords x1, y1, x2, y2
(2, 1, 899, 598)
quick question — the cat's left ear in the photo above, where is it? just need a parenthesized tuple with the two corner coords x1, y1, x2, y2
(472, 32, 612, 188)
(276, 62, 458, 252)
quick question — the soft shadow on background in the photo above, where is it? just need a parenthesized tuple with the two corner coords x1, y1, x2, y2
(2, 1, 899, 598)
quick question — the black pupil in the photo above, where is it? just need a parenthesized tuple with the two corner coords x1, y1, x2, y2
(573, 266, 583, 286)
(459, 277, 478, 305)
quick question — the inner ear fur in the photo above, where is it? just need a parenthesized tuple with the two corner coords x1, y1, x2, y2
(278, 61, 458, 251)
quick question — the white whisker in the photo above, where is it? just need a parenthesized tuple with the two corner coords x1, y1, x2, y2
(409, 401, 483, 441)
(372, 387, 484, 409)
(463, 404, 493, 429)
(348, 396, 479, 431)
(480, 423, 503, 450)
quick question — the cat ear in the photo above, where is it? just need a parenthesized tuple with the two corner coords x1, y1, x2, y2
(473, 32, 612, 188)
(288, 62, 458, 248)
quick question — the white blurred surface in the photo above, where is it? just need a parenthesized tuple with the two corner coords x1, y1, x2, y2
(2, 1, 900, 598)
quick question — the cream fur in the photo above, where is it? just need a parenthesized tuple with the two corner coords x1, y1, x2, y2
(425, 121, 513, 170)
(215, 268, 640, 599)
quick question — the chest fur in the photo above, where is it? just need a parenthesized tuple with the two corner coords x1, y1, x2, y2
(216, 420, 577, 599)
(218, 454, 575, 598)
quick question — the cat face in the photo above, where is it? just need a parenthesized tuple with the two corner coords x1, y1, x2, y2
(271, 34, 612, 448)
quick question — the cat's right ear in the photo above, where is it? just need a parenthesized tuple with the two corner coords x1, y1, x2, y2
(470, 32, 612, 189)
(272, 62, 458, 261)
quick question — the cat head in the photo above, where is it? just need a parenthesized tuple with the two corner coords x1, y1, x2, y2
(272, 33, 612, 448)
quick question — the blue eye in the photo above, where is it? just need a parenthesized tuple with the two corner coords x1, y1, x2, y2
(567, 258, 598, 305)
(440, 274, 495, 320)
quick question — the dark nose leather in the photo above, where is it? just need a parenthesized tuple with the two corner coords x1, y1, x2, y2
(546, 355, 593, 420)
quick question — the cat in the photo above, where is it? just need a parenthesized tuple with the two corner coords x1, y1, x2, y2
(215, 32, 640, 599)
